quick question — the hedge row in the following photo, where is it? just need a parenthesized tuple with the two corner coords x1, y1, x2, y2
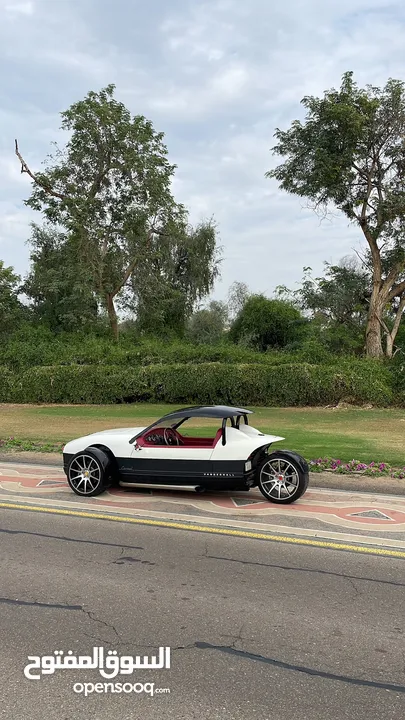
(3, 332, 350, 371)
(0, 362, 393, 406)
(1, 337, 298, 371)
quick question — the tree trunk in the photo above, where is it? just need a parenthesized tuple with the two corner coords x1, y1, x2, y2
(365, 288, 384, 358)
(385, 294, 405, 359)
(362, 227, 384, 358)
(106, 293, 119, 341)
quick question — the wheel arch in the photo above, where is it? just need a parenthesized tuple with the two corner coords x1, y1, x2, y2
(84, 444, 120, 477)
(66, 446, 114, 497)
(256, 449, 309, 504)
(247, 443, 272, 486)
(267, 449, 309, 475)
(248, 446, 309, 487)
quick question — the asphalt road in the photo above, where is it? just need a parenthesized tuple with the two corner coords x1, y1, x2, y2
(0, 507, 404, 720)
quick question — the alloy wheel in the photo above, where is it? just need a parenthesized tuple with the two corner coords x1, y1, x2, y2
(259, 457, 299, 500)
(68, 454, 102, 495)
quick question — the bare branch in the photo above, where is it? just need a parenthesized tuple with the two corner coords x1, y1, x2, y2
(361, 226, 382, 281)
(360, 159, 376, 226)
(390, 293, 405, 342)
(382, 259, 405, 297)
(111, 226, 158, 298)
(14, 139, 66, 201)
(352, 248, 368, 268)
(303, 199, 337, 225)
(352, 162, 368, 179)
(388, 278, 405, 301)
(378, 315, 390, 336)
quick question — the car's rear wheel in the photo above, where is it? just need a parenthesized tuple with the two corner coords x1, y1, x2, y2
(257, 452, 308, 504)
(67, 448, 113, 497)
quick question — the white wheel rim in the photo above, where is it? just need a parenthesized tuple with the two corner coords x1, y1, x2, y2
(69, 455, 102, 495)
(260, 458, 299, 500)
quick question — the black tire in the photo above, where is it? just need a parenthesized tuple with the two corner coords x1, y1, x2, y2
(67, 447, 113, 497)
(257, 451, 309, 504)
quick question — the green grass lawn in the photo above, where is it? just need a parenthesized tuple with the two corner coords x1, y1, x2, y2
(1, 403, 404, 466)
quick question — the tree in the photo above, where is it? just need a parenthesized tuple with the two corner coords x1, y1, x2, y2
(277, 257, 371, 324)
(16, 84, 211, 340)
(186, 300, 228, 344)
(22, 224, 100, 333)
(0, 261, 23, 336)
(130, 219, 221, 336)
(276, 258, 370, 354)
(266, 72, 405, 358)
(229, 295, 307, 351)
(227, 281, 251, 321)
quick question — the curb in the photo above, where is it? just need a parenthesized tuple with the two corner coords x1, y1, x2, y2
(309, 472, 405, 496)
(0, 452, 404, 496)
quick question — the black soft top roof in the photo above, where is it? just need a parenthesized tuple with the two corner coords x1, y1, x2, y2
(160, 405, 253, 420)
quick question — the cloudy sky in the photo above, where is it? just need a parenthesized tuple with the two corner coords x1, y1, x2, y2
(1, 0, 404, 302)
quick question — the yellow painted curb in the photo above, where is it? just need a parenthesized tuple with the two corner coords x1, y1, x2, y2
(1, 500, 405, 558)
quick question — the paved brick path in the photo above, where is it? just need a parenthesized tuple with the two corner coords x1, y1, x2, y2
(2, 462, 405, 545)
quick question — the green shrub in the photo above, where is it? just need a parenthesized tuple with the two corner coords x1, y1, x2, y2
(10, 366, 150, 404)
(229, 295, 308, 351)
(0, 366, 13, 402)
(1, 333, 302, 370)
(387, 353, 405, 404)
(3, 361, 392, 406)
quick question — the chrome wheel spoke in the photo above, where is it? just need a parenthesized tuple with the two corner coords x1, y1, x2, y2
(262, 477, 277, 487)
(79, 456, 90, 470)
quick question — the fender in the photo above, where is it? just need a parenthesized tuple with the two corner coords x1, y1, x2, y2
(85, 445, 117, 475)
(267, 449, 309, 476)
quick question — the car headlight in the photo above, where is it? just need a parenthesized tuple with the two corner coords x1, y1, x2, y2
(245, 461, 252, 472)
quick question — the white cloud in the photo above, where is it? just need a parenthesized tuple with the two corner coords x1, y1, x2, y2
(3, 1, 34, 15)
(148, 61, 250, 116)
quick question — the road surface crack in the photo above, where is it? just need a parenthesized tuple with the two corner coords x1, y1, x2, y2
(194, 642, 405, 693)
(0, 597, 82, 610)
(202, 554, 405, 589)
(0, 527, 143, 551)
(219, 624, 249, 650)
(82, 609, 121, 643)
(346, 576, 362, 599)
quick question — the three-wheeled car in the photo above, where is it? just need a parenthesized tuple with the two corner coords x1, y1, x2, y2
(63, 405, 309, 503)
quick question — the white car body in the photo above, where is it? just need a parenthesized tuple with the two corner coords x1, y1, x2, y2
(63, 425, 285, 463)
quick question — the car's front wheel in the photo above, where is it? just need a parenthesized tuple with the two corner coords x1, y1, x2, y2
(67, 448, 113, 497)
(257, 452, 309, 504)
